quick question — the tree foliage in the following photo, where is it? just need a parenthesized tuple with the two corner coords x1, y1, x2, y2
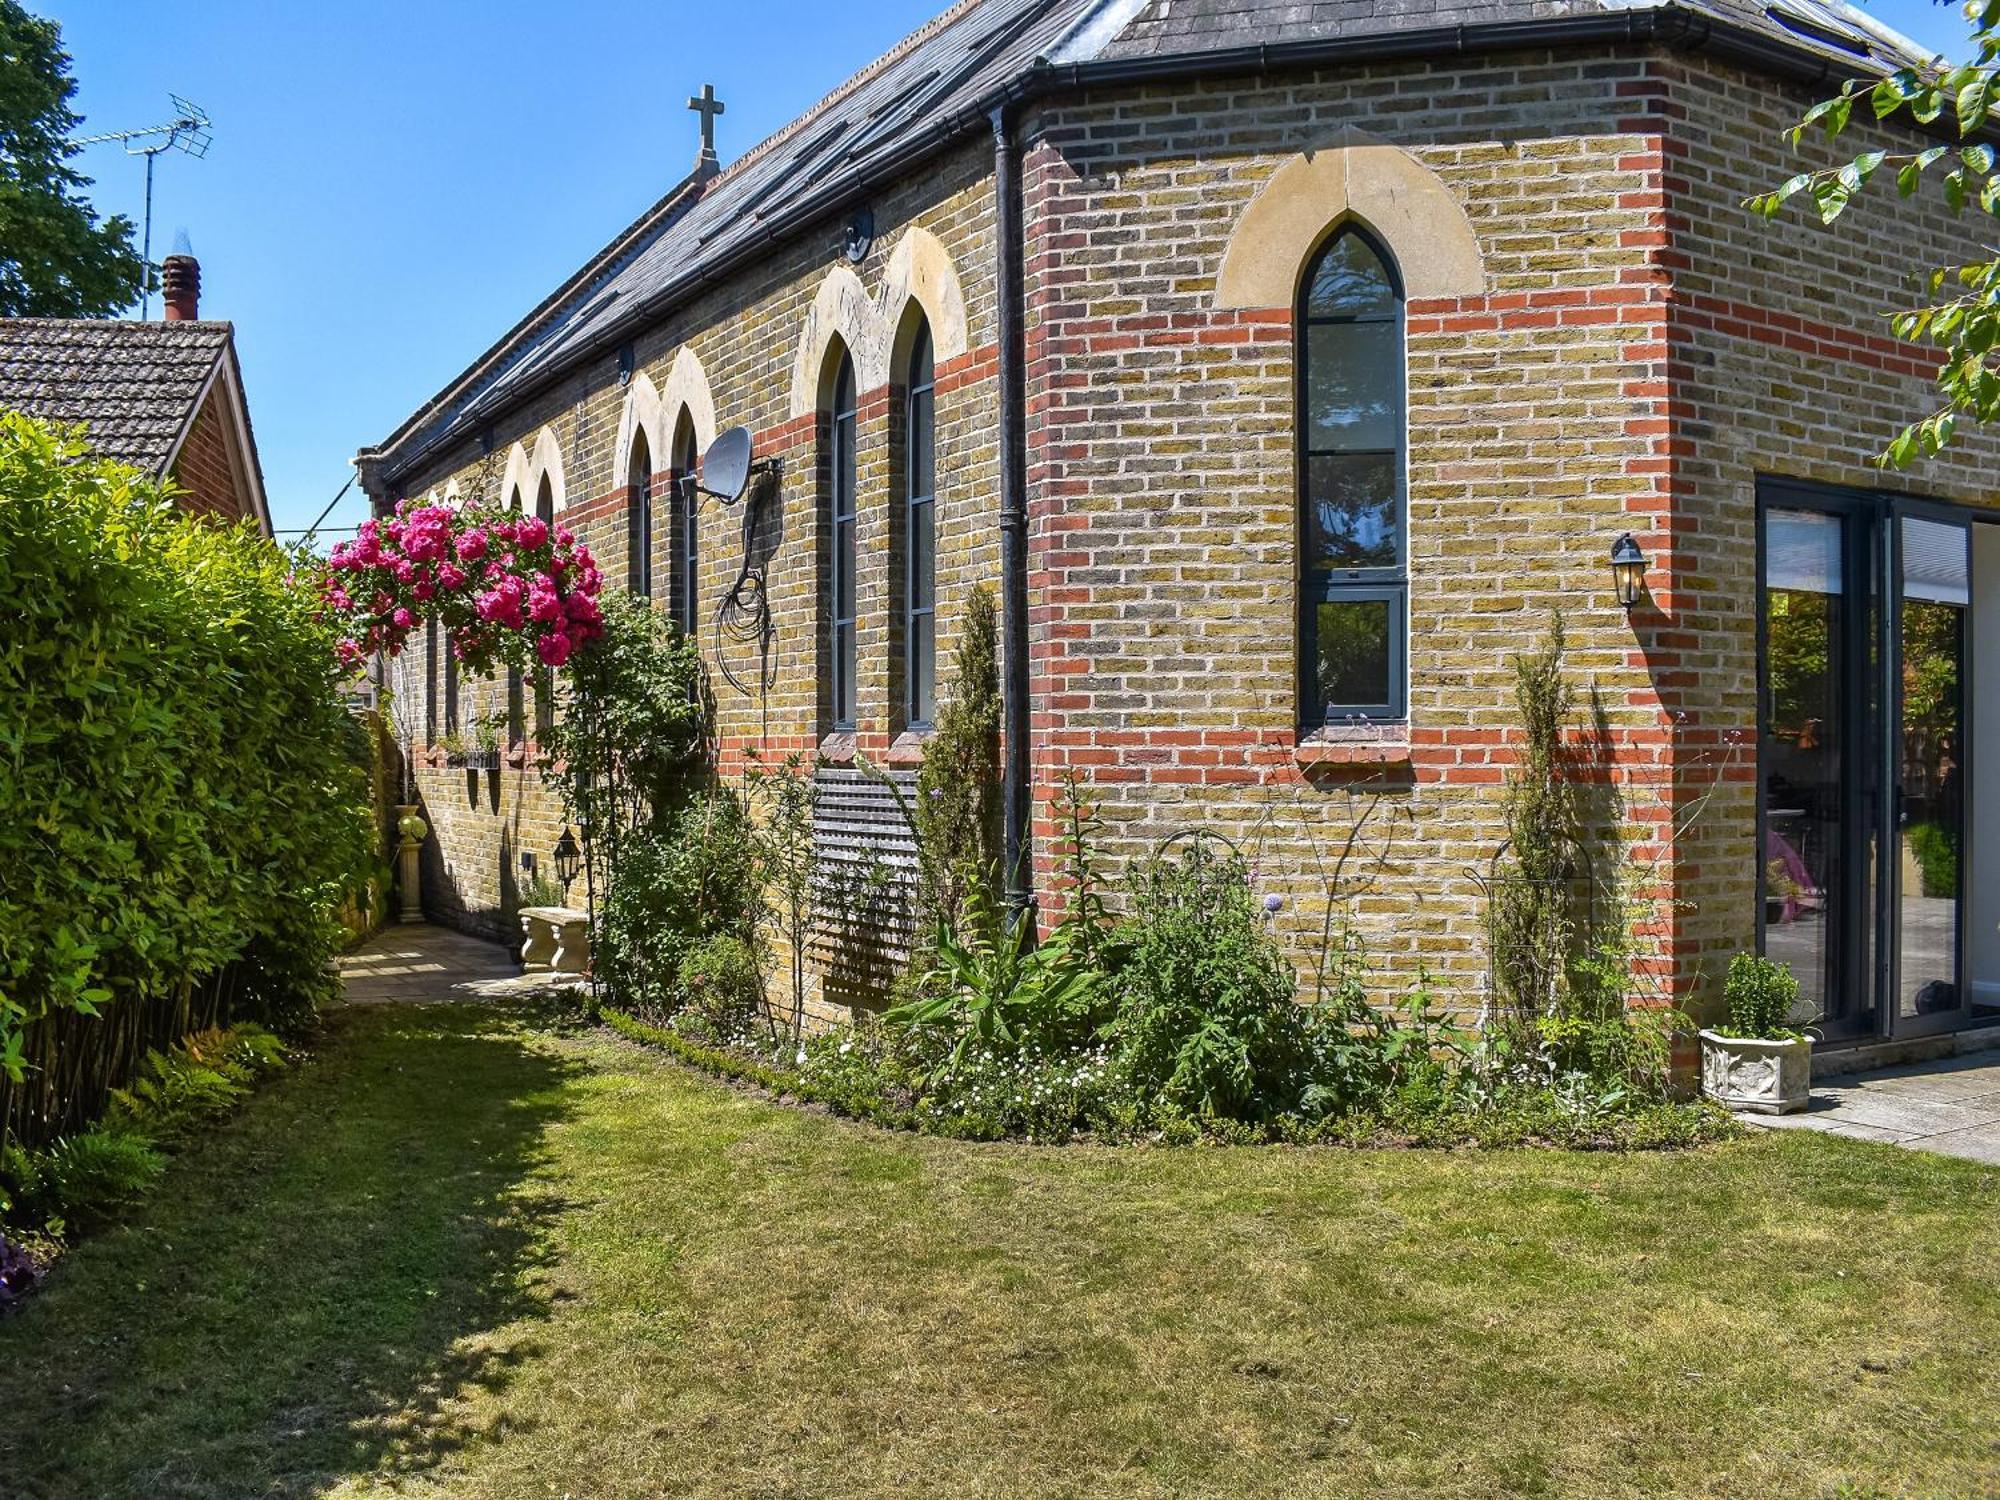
(1752, 1, 2000, 463)
(0, 2, 144, 317)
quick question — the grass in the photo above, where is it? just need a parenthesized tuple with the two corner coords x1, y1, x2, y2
(1, 1003, 1996, 1498)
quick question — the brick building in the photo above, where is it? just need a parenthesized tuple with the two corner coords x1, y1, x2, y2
(361, 0, 2000, 1053)
(0, 251, 271, 533)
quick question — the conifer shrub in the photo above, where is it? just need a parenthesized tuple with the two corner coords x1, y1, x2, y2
(912, 584, 1001, 940)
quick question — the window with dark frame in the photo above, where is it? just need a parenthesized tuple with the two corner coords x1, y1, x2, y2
(505, 485, 524, 743)
(1298, 226, 1407, 724)
(628, 428, 653, 599)
(828, 352, 859, 730)
(535, 475, 556, 739)
(903, 322, 937, 729)
(673, 414, 699, 637)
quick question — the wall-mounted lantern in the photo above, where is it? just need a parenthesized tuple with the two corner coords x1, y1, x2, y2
(553, 826, 582, 898)
(1611, 532, 1648, 612)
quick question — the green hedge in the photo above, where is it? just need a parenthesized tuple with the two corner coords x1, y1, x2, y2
(0, 414, 372, 1145)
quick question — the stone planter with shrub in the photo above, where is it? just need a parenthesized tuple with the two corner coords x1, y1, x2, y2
(1701, 953, 1812, 1115)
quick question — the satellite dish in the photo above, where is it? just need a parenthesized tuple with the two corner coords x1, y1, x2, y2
(699, 426, 753, 504)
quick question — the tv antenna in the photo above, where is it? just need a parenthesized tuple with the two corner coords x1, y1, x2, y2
(74, 94, 212, 317)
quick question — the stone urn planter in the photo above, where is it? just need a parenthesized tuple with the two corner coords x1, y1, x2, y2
(1699, 1030, 1812, 1115)
(519, 905, 589, 976)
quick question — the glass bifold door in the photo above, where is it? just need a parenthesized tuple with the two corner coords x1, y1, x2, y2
(1758, 480, 1998, 1044)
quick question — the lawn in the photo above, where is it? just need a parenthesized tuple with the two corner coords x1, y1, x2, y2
(1, 1003, 1995, 1499)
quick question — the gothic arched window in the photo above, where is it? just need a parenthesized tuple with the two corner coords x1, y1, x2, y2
(628, 429, 653, 599)
(826, 350, 859, 730)
(902, 320, 936, 728)
(1298, 227, 1406, 723)
(672, 412, 699, 636)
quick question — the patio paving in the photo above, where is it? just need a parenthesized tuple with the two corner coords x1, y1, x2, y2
(334, 922, 571, 1005)
(1741, 1052, 2000, 1163)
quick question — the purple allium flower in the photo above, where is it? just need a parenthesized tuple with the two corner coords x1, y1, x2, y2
(1263, 893, 1284, 914)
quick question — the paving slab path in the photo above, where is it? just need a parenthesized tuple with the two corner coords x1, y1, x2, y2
(335, 921, 542, 1005)
(1742, 1050, 2000, 1163)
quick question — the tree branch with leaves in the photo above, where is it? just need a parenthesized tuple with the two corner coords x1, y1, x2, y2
(1753, 4, 2000, 463)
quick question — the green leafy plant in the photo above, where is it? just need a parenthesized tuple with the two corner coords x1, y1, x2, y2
(676, 933, 765, 1042)
(0, 413, 371, 1148)
(1112, 836, 1317, 1122)
(885, 879, 1110, 1078)
(598, 790, 761, 1020)
(745, 752, 819, 1042)
(1909, 820, 1960, 898)
(1721, 954, 1806, 1041)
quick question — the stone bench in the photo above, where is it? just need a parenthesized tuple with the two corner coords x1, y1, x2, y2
(519, 906, 590, 975)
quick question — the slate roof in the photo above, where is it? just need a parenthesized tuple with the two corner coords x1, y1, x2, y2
(0, 317, 233, 474)
(367, 0, 1928, 483)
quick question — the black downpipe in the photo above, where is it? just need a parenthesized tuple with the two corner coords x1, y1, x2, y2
(992, 104, 1033, 923)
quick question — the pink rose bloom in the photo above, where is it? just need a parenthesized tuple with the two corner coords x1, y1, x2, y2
(371, 590, 393, 615)
(437, 562, 467, 590)
(564, 590, 601, 624)
(492, 519, 517, 543)
(392, 557, 417, 584)
(456, 527, 489, 562)
(536, 630, 572, 667)
(335, 638, 364, 670)
(555, 524, 574, 547)
(515, 515, 548, 550)
(392, 607, 415, 629)
(528, 581, 564, 625)
(411, 577, 435, 602)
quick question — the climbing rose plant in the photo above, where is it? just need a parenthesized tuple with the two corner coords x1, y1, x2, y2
(318, 500, 605, 674)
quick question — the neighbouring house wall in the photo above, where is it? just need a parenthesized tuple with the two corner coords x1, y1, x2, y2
(170, 386, 251, 525)
(1661, 51, 2000, 1015)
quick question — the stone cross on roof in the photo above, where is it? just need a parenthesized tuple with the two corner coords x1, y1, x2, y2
(688, 84, 724, 177)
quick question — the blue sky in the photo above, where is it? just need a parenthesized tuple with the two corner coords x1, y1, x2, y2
(44, 0, 1969, 542)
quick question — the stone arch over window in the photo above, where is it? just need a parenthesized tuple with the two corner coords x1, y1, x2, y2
(612, 370, 664, 501)
(791, 265, 887, 421)
(498, 441, 532, 509)
(1214, 137, 1483, 310)
(881, 226, 968, 371)
(659, 345, 718, 456)
(529, 426, 567, 512)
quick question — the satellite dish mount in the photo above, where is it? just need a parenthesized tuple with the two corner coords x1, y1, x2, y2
(691, 425, 780, 507)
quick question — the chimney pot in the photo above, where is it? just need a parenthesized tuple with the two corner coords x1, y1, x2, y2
(161, 254, 200, 321)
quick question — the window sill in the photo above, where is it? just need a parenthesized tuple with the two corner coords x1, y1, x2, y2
(886, 728, 933, 767)
(818, 730, 858, 766)
(1295, 722, 1412, 768)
